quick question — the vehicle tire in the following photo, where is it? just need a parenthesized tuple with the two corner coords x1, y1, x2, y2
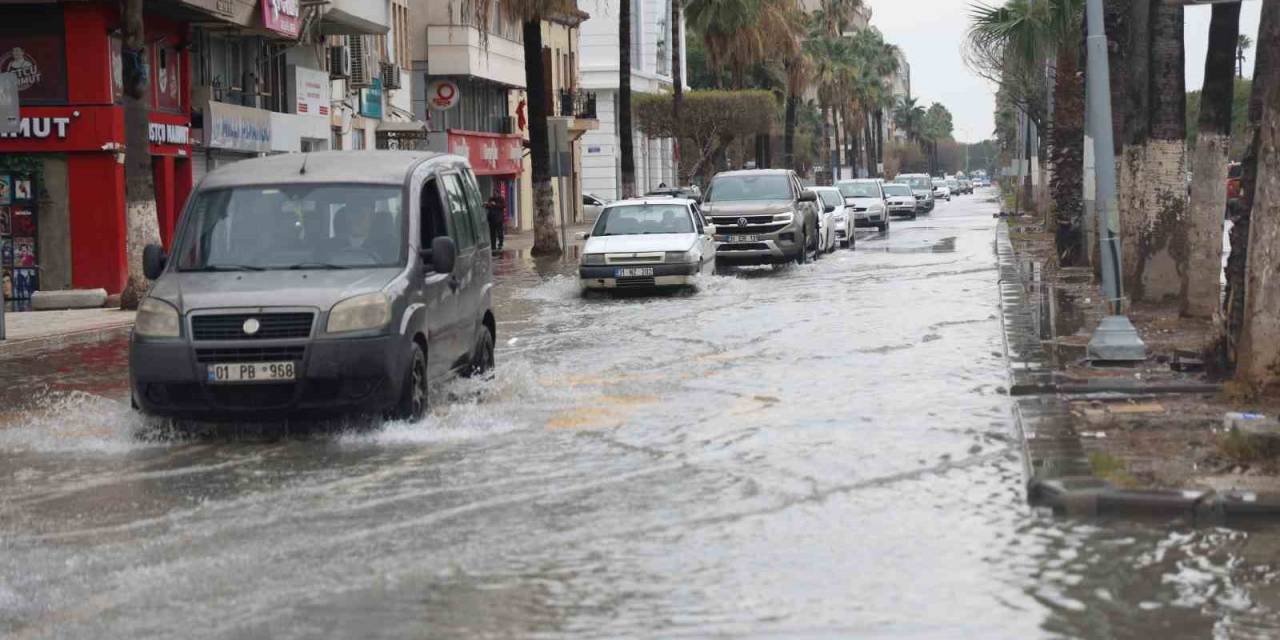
(909, 212, 918, 221)
(393, 344, 428, 421)
(795, 229, 808, 264)
(877, 219, 889, 233)
(849, 231, 856, 251)
(466, 324, 495, 377)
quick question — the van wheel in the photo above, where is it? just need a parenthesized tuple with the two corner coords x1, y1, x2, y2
(467, 325, 495, 377)
(394, 345, 428, 421)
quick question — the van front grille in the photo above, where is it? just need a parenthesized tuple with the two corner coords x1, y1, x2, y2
(192, 313, 314, 341)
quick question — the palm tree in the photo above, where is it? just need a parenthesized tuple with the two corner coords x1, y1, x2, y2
(894, 96, 926, 145)
(1238, 33, 1253, 79)
(120, 0, 162, 308)
(1185, 2, 1241, 318)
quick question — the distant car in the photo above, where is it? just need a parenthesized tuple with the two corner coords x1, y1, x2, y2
(882, 183, 918, 220)
(583, 193, 607, 224)
(946, 177, 960, 196)
(895, 173, 935, 214)
(957, 178, 973, 194)
(837, 179, 889, 233)
(645, 185, 703, 201)
(578, 198, 717, 290)
(812, 186, 851, 251)
(932, 178, 952, 202)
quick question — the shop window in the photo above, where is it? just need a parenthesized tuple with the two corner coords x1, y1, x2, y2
(153, 45, 182, 112)
(0, 4, 67, 104)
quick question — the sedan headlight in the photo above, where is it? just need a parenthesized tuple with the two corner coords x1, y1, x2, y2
(665, 249, 698, 264)
(135, 297, 180, 338)
(327, 292, 392, 334)
(582, 253, 605, 266)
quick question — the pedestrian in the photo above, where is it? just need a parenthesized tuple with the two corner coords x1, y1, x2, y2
(485, 190, 506, 250)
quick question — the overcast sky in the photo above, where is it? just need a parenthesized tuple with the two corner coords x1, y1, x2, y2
(866, 0, 1264, 144)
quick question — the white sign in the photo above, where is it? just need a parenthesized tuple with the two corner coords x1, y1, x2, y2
(289, 65, 330, 116)
(207, 101, 271, 152)
(0, 116, 70, 139)
(148, 123, 190, 145)
(427, 79, 459, 111)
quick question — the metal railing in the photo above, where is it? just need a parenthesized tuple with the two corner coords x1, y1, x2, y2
(557, 89, 597, 120)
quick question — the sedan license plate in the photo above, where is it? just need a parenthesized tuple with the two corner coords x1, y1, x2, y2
(726, 234, 759, 243)
(207, 361, 296, 383)
(615, 267, 654, 277)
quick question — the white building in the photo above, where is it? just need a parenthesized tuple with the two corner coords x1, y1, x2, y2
(579, 0, 685, 199)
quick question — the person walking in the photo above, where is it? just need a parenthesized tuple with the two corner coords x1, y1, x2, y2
(485, 190, 507, 250)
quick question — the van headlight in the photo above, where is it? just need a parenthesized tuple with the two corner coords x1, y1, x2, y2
(135, 297, 181, 338)
(665, 249, 697, 264)
(327, 292, 392, 334)
(582, 253, 605, 266)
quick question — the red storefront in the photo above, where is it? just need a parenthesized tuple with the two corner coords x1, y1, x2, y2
(439, 129, 524, 227)
(0, 2, 191, 301)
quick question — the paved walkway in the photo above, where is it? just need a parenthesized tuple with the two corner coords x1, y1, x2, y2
(501, 224, 593, 254)
(0, 308, 135, 356)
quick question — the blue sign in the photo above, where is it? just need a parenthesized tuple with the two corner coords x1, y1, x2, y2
(360, 78, 383, 119)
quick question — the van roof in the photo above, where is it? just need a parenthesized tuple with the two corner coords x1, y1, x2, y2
(198, 150, 467, 190)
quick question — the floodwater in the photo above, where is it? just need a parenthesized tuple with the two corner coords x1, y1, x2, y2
(3, 192, 1280, 638)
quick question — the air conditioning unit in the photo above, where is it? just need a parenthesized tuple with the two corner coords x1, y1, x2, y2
(380, 62, 401, 89)
(348, 36, 371, 87)
(328, 45, 350, 79)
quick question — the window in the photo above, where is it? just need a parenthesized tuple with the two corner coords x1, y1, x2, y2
(421, 178, 449, 250)
(441, 174, 476, 249)
(706, 175, 794, 202)
(592, 204, 695, 236)
(459, 170, 490, 248)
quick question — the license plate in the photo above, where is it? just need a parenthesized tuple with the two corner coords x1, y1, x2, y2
(615, 267, 654, 277)
(207, 361, 297, 383)
(726, 235, 759, 242)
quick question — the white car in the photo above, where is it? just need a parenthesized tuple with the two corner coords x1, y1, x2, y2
(932, 178, 952, 202)
(882, 182, 918, 220)
(583, 193, 608, 224)
(577, 198, 717, 290)
(813, 186, 854, 250)
(837, 179, 890, 233)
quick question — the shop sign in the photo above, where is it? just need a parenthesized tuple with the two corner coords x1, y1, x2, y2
(261, 0, 301, 38)
(0, 114, 70, 139)
(427, 80, 459, 111)
(359, 78, 383, 119)
(290, 65, 330, 116)
(148, 122, 190, 146)
(0, 106, 123, 153)
(206, 101, 270, 152)
(447, 130, 522, 177)
(0, 34, 66, 104)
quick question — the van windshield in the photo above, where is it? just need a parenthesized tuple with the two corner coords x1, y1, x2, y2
(172, 185, 404, 271)
(706, 175, 792, 202)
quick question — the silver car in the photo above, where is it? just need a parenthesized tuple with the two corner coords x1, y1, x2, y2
(130, 151, 496, 421)
(836, 179, 889, 233)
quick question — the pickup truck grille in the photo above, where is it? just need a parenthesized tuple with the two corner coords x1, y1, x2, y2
(192, 313, 314, 341)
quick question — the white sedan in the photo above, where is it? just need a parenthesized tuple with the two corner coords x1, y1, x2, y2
(577, 198, 717, 290)
(837, 179, 890, 233)
(813, 186, 854, 250)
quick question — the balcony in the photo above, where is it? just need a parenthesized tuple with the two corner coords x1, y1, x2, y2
(318, 0, 389, 35)
(557, 89, 598, 127)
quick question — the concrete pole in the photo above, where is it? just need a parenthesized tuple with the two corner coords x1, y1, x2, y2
(1084, 0, 1146, 362)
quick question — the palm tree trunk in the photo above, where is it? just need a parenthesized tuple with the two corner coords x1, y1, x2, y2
(1051, 37, 1086, 267)
(875, 109, 885, 176)
(119, 0, 161, 309)
(1238, 0, 1280, 387)
(821, 103, 832, 185)
(834, 110, 843, 180)
(784, 89, 798, 170)
(524, 20, 560, 256)
(619, 0, 637, 198)
(672, 0, 684, 184)
(1185, 2, 1241, 318)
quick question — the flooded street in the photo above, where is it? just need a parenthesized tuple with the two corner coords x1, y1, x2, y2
(4, 193, 1280, 638)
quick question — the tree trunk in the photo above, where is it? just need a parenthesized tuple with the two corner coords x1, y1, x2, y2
(834, 110, 843, 180)
(875, 109, 885, 176)
(1185, 2, 1240, 318)
(672, 0, 684, 185)
(619, 0, 637, 198)
(1238, 3, 1280, 388)
(1051, 37, 1086, 267)
(119, 0, 161, 309)
(820, 103, 831, 185)
(524, 20, 560, 256)
(1121, 1, 1187, 303)
(784, 92, 798, 170)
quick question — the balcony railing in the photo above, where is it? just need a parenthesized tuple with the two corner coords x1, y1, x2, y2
(557, 89, 597, 120)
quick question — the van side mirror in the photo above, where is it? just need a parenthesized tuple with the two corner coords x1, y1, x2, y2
(143, 244, 167, 280)
(430, 236, 457, 274)
(798, 189, 817, 203)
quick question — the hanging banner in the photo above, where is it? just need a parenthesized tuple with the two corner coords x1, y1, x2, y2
(260, 0, 301, 38)
(206, 101, 270, 152)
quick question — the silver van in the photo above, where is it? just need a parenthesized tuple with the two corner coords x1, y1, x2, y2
(129, 151, 495, 421)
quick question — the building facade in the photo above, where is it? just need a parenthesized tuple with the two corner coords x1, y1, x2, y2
(579, 0, 682, 200)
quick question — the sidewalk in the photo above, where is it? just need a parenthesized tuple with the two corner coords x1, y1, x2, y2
(0, 307, 135, 358)
(501, 223, 593, 255)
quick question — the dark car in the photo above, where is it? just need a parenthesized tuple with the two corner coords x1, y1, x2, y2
(130, 151, 496, 421)
(700, 169, 821, 266)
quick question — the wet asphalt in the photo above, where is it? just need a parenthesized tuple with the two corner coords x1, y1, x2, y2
(3, 190, 1280, 638)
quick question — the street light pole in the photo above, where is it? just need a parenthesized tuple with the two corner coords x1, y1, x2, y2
(1083, 0, 1146, 362)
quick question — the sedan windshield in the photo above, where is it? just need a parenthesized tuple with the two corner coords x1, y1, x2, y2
(173, 184, 404, 271)
(706, 175, 792, 202)
(837, 182, 880, 198)
(883, 184, 912, 197)
(593, 204, 694, 236)
(900, 176, 931, 190)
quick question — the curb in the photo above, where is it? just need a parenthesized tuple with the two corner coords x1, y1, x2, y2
(0, 323, 133, 360)
(994, 222, 1280, 522)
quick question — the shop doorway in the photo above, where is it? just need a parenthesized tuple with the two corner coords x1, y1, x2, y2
(1, 172, 39, 310)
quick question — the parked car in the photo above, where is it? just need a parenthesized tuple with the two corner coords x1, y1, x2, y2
(882, 183, 918, 220)
(957, 178, 973, 194)
(583, 193, 608, 224)
(895, 173, 935, 214)
(946, 177, 961, 196)
(701, 169, 821, 265)
(837, 179, 890, 233)
(130, 151, 496, 421)
(812, 186, 849, 251)
(932, 178, 952, 202)
(577, 198, 717, 290)
(645, 185, 703, 201)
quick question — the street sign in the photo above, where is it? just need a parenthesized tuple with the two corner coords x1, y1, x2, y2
(0, 73, 18, 135)
(427, 80, 460, 111)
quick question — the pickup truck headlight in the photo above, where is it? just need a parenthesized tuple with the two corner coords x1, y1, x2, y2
(135, 297, 180, 338)
(327, 292, 392, 334)
(665, 249, 697, 263)
(582, 253, 605, 266)
(773, 212, 796, 223)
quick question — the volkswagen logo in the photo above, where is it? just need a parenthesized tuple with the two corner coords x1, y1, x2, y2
(242, 318, 261, 336)
(737, 217, 748, 227)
